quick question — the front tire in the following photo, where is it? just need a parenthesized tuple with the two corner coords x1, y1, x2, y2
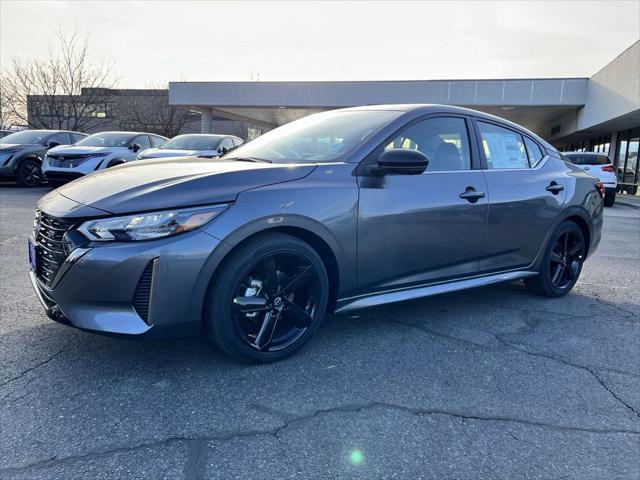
(525, 220, 586, 298)
(16, 159, 44, 187)
(206, 233, 329, 363)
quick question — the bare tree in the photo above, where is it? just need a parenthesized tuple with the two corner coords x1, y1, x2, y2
(120, 85, 193, 138)
(0, 30, 116, 132)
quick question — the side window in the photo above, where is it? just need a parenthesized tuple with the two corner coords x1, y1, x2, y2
(71, 133, 86, 143)
(478, 122, 529, 169)
(151, 136, 166, 148)
(524, 137, 545, 167)
(219, 137, 234, 152)
(48, 133, 72, 146)
(133, 135, 151, 150)
(384, 117, 471, 171)
(232, 137, 244, 147)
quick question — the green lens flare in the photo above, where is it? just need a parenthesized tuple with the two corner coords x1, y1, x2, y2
(349, 449, 363, 465)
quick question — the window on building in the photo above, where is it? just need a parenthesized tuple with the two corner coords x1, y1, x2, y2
(478, 122, 529, 169)
(383, 117, 471, 171)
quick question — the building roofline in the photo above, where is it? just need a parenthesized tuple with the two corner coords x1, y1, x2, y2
(589, 39, 639, 78)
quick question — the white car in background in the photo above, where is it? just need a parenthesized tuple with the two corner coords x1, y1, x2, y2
(563, 151, 618, 207)
(42, 131, 168, 188)
(136, 134, 244, 160)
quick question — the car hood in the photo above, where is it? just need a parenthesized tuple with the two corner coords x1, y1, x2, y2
(47, 145, 117, 155)
(49, 157, 317, 215)
(139, 148, 211, 159)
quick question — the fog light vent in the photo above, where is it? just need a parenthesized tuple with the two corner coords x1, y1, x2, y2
(133, 258, 157, 324)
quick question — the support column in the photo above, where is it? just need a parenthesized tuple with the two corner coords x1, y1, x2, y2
(200, 108, 213, 134)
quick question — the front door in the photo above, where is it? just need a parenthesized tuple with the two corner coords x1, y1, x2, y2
(357, 115, 488, 295)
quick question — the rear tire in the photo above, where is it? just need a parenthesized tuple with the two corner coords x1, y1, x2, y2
(16, 159, 44, 187)
(604, 191, 616, 207)
(206, 233, 329, 363)
(525, 220, 585, 298)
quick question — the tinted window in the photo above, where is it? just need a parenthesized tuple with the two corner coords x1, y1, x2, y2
(48, 133, 72, 146)
(524, 137, 544, 167)
(150, 136, 166, 148)
(225, 110, 399, 163)
(133, 135, 151, 150)
(564, 153, 611, 165)
(219, 137, 234, 152)
(76, 132, 136, 147)
(478, 122, 529, 169)
(1, 130, 50, 145)
(384, 117, 471, 171)
(162, 135, 221, 150)
(71, 133, 87, 143)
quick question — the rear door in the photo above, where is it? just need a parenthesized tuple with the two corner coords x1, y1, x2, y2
(357, 115, 489, 294)
(474, 119, 566, 272)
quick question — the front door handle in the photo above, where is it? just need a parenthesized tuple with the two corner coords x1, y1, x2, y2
(546, 182, 565, 194)
(459, 187, 486, 203)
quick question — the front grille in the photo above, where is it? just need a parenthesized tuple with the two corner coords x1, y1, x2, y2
(44, 172, 84, 185)
(47, 154, 93, 168)
(34, 211, 75, 286)
(133, 259, 157, 324)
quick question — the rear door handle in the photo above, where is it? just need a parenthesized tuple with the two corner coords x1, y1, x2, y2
(459, 187, 486, 203)
(546, 182, 564, 194)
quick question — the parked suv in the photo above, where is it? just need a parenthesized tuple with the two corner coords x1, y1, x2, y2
(30, 105, 603, 363)
(42, 131, 168, 188)
(0, 130, 86, 187)
(137, 134, 243, 160)
(563, 152, 617, 206)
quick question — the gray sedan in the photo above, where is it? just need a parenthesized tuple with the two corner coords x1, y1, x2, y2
(29, 105, 603, 362)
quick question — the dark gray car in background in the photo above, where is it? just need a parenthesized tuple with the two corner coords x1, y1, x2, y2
(0, 129, 87, 186)
(29, 105, 603, 362)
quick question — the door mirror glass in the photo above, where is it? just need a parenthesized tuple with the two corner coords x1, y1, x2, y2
(376, 148, 428, 175)
(47, 141, 61, 149)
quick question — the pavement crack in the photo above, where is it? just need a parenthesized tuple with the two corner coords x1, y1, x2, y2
(587, 369, 640, 418)
(3, 401, 639, 475)
(0, 349, 66, 388)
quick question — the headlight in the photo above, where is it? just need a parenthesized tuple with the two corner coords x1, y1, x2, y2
(78, 204, 230, 241)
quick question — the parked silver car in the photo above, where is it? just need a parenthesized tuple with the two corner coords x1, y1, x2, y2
(137, 134, 243, 160)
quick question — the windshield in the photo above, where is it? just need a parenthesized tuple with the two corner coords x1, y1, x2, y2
(161, 135, 222, 150)
(1, 130, 49, 145)
(225, 110, 399, 163)
(76, 132, 135, 148)
(565, 153, 611, 165)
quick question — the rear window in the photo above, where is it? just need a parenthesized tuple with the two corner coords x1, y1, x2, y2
(564, 153, 611, 165)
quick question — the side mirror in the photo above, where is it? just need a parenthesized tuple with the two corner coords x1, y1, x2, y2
(130, 143, 141, 153)
(47, 141, 61, 149)
(373, 148, 429, 175)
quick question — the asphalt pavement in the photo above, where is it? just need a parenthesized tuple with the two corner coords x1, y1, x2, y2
(1, 184, 639, 480)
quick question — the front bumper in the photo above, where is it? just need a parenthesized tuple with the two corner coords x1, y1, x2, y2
(29, 230, 230, 339)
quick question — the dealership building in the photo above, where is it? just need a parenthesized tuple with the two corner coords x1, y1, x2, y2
(170, 41, 639, 193)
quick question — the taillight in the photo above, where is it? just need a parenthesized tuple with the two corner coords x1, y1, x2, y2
(602, 165, 614, 172)
(595, 182, 605, 199)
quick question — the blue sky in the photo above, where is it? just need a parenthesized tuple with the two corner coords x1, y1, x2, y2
(1, 0, 639, 87)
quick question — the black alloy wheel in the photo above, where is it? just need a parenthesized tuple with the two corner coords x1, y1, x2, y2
(207, 233, 329, 362)
(16, 159, 44, 187)
(525, 220, 585, 297)
(548, 230, 584, 290)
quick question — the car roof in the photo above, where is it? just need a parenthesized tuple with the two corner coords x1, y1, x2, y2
(12, 129, 87, 134)
(341, 104, 555, 150)
(88, 131, 167, 138)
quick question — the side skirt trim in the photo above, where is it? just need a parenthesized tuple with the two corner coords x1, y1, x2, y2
(334, 270, 538, 313)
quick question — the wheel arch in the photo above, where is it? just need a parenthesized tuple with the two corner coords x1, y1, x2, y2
(195, 218, 345, 327)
